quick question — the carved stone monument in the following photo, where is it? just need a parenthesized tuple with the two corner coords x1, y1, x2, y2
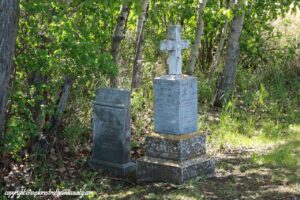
(90, 88, 135, 176)
(136, 25, 215, 184)
(160, 25, 189, 74)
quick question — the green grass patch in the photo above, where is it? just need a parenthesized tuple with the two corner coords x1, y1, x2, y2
(255, 140, 300, 170)
(253, 125, 300, 169)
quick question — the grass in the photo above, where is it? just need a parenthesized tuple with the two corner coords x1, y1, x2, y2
(252, 125, 300, 183)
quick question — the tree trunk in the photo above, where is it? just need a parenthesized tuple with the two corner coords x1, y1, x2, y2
(48, 76, 73, 136)
(208, 0, 233, 83)
(28, 72, 47, 132)
(0, 0, 20, 155)
(208, 20, 229, 83)
(213, 0, 245, 107)
(110, 1, 130, 87)
(32, 76, 73, 153)
(131, 0, 149, 90)
(187, 0, 208, 75)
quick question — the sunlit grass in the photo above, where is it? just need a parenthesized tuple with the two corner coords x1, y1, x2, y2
(208, 113, 300, 148)
(253, 125, 300, 169)
(257, 141, 299, 169)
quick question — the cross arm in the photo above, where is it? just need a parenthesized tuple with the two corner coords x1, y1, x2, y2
(160, 40, 176, 51)
(181, 40, 189, 49)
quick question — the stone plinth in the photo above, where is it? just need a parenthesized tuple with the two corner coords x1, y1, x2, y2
(154, 75, 198, 135)
(146, 132, 206, 161)
(137, 157, 215, 184)
(90, 88, 135, 176)
(136, 132, 215, 184)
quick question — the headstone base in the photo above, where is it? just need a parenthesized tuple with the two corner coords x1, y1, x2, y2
(136, 157, 215, 184)
(89, 160, 135, 176)
(136, 132, 215, 184)
(146, 132, 206, 161)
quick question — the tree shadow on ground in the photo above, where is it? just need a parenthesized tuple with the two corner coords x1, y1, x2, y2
(109, 141, 299, 200)
(2, 139, 299, 200)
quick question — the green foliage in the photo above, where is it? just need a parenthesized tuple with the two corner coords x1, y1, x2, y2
(3, 0, 299, 165)
(198, 79, 213, 105)
(131, 85, 154, 137)
(5, 0, 121, 155)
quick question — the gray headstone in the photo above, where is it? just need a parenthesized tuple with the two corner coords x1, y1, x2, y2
(136, 25, 215, 184)
(90, 88, 135, 176)
(154, 75, 198, 134)
(137, 74, 215, 184)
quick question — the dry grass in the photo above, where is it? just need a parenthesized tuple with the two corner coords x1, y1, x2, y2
(272, 7, 300, 74)
(272, 7, 300, 41)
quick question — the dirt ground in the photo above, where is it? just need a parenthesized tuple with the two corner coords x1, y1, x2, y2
(2, 143, 299, 200)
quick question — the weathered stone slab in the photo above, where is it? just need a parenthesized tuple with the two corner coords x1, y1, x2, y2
(146, 132, 206, 161)
(90, 88, 135, 176)
(154, 75, 198, 135)
(136, 157, 215, 184)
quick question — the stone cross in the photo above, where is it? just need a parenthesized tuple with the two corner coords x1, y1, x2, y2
(160, 25, 189, 74)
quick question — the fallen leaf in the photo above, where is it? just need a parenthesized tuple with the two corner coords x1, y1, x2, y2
(50, 154, 58, 161)
(63, 146, 70, 153)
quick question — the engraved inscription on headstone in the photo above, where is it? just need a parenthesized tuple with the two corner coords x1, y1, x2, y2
(90, 88, 135, 176)
(154, 75, 198, 135)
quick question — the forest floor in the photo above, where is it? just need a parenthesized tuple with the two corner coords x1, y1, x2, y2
(2, 123, 299, 200)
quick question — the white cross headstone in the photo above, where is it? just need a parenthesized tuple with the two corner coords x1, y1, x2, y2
(160, 25, 190, 74)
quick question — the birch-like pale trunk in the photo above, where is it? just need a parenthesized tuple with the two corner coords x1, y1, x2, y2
(0, 0, 19, 143)
(131, 0, 149, 89)
(213, 0, 245, 107)
(110, 1, 130, 87)
(208, 0, 234, 83)
(187, 0, 208, 75)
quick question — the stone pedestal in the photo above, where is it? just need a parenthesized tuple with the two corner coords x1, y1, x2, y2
(136, 132, 215, 184)
(90, 88, 135, 176)
(136, 75, 215, 184)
